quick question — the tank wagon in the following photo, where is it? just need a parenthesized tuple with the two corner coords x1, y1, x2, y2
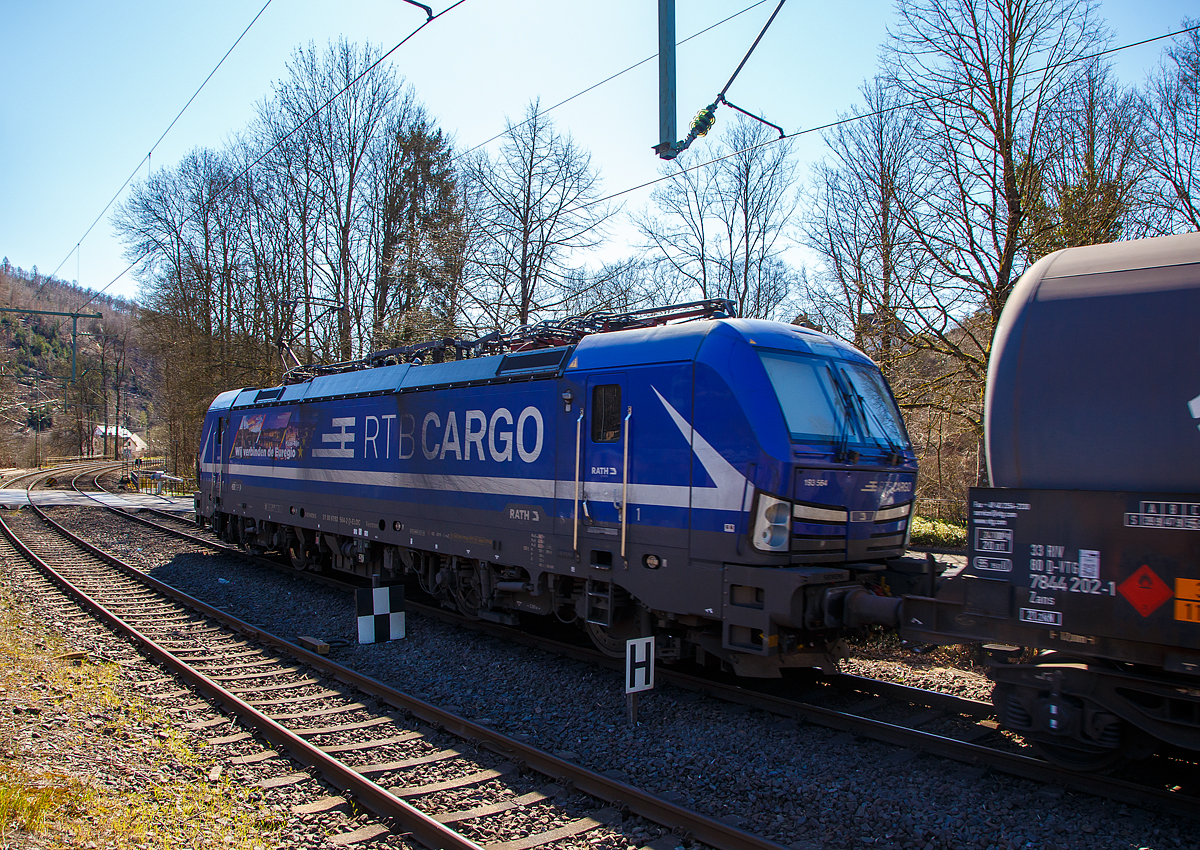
(196, 301, 918, 677)
(902, 231, 1200, 768)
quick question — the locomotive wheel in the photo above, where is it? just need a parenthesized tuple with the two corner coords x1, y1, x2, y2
(585, 618, 640, 658)
(287, 539, 310, 571)
(450, 561, 483, 620)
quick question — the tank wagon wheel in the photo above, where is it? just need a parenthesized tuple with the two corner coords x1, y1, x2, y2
(993, 665, 1148, 773)
(1027, 732, 1131, 772)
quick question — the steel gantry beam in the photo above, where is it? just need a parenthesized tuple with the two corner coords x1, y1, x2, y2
(0, 307, 103, 382)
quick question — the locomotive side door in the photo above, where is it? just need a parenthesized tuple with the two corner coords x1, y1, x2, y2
(580, 373, 629, 566)
(216, 416, 229, 503)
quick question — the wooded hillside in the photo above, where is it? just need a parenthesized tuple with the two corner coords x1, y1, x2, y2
(0, 261, 156, 469)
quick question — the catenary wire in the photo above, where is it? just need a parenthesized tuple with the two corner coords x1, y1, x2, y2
(41, 0, 278, 292)
(575, 22, 1200, 211)
(51, 17, 1200, 334)
(455, 0, 774, 160)
(50, 0, 767, 322)
(50, 1, 469, 332)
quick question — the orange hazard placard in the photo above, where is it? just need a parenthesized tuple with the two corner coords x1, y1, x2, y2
(1176, 600, 1200, 623)
(1174, 579, 1200, 623)
(1117, 565, 1173, 617)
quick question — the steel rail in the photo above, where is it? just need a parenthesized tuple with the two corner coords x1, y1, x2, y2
(120, 505, 991, 717)
(80, 481, 360, 594)
(5, 502, 491, 849)
(409, 600, 1200, 818)
(74, 476, 1200, 819)
(2, 460, 123, 491)
(23, 483, 796, 850)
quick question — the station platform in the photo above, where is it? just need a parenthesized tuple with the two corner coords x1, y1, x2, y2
(0, 490, 194, 512)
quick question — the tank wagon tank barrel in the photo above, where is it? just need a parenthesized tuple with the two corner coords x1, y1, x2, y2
(196, 300, 926, 679)
(900, 231, 1200, 770)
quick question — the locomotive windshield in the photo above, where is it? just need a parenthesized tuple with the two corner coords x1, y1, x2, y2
(838, 361, 910, 450)
(759, 350, 909, 450)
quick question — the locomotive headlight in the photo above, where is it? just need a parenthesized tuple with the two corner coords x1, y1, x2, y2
(752, 493, 791, 552)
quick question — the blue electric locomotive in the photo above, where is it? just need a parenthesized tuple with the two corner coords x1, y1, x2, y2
(196, 302, 917, 675)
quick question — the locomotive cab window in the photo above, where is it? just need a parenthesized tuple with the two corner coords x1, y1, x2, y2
(591, 384, 622, 442)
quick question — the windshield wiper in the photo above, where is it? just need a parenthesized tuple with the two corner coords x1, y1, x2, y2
(839, 367, 904, 464)
(827, 366, 860, 464)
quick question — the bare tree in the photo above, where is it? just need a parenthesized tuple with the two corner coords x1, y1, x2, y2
(1023, 60, 1148, 259)
(804, 78, 925, 384)
(255, 95, 323, 361)
(1140, 21, 1200, 234)
(638, 115, 802, 319)
(884, 0, 1107, 444)
(116, 147, 263, 389)
(549, 258, 673, 318)
(273, 40, 401, 361)
(464, 101, 612, 329)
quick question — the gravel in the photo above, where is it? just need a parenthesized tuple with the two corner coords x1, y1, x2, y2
(44, 506, 1195, 850)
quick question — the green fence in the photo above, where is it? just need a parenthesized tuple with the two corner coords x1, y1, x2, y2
(125, 463, 195, 498)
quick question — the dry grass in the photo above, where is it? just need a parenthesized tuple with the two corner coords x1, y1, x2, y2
(0, 768, 91, 834)
(0, 545, 286, 849)
(844, 628, 988, 674)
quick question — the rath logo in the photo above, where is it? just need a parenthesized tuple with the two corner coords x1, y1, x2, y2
(1117, 565, 1173, 617)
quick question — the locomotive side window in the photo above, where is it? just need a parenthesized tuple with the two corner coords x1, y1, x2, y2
(591, 384, 622, 442)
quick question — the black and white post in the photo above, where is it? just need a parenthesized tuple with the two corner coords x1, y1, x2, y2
(625, 635, 655, 725)
(356, 585, 406, 644)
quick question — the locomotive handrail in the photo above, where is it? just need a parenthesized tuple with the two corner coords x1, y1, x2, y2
(573, 407, 584, 554)
(621, 405, 632, 566)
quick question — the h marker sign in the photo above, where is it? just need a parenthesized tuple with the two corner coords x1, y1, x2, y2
(625, 636, 655, 693)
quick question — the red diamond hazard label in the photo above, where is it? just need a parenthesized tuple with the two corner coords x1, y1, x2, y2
(1118, 565, 1173, 617)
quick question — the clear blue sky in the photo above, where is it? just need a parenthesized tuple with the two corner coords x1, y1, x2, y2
(1, 0, 1194, 306)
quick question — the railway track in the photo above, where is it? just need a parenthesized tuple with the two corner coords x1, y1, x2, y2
(4, 469, 793, 850)
(1, 460, 124, 491)
(68, 477, 1200, 822)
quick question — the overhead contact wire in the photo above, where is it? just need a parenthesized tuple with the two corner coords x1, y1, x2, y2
(582, 21, 1200, 210)
(55, 11, 1198, 333)
(54, 1, 469, 331)
(56, 0, 761, 320)
(457, 0, 774, 159)
(43, 0, 277, 291)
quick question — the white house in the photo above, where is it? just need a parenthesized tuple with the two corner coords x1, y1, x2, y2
(91, 425, 149, 458)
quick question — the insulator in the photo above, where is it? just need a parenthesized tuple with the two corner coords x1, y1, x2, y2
(690, 103, 717, 138)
